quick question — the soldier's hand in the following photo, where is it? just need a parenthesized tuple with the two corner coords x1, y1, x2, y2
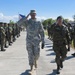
(41, 42, 45, 49)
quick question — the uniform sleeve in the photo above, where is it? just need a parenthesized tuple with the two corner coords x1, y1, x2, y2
(17, 17, 28, 27)
(66, 28, 71, 44)
(39, 22, 45, 43)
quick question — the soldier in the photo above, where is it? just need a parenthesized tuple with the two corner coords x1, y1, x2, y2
(4, 23, 9, 48)
(17, 10, 45, 72)
(51, 16, 71, 74)
(72, 24, 75, 56)
(47, 22, 51, 39)
(15, 24, 19, 38)
(0, 22, 6, 51)
(8, 23, 12, 45)
(12, 24, 16, 42)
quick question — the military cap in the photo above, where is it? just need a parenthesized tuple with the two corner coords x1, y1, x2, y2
(30, 10, 36, 14)
(57, 16, 63, 20)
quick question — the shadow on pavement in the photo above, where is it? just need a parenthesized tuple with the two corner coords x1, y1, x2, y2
(46, 69, 57, 75)
(50, 60, 55, 63)
(46, 52, 55, 56)
(66, 55, 75, 60)
(46, 49, 53, 51)
(20, 70, 31, 75)
(45, 45, 53, 48)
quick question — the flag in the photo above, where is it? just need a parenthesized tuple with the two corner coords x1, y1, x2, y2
(19, 14, 26, 20)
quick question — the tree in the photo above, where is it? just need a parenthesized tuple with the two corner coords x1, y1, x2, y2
(9, 20, 15, 24)
(73, 15, 75, 22)
(64, 19, 69, 23)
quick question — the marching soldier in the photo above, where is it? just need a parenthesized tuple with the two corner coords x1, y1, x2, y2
(4, 23, 9, 48)
(17, 10, 45, 73)
(72, 24, 75, 56)
(0, 22, 6, 51)
(51, 16, 71, 74)
(8, 23, 12, 45)
(47, 22, 51, 39)
(12, 24, 16, 42)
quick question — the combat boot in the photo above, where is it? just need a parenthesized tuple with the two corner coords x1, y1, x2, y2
(72, 53, 75, 56)
(5, 44, 8, 48)
(1, 49, 6, 51)
(60, 60, 63, 68)
(34, 60, 37, 68)
(56, 65, 60, 74)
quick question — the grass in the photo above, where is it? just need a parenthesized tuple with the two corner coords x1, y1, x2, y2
(44, 30, 48, 36)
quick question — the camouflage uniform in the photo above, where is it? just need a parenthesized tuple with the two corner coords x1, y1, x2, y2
(0, 22, 6, 51)
(12, 24, 16, 42)
(72, 25, 75, 48)
(51, 24, 70, 67)
(17, 18, 44, 66)
(4, 23, 9, 48)
(8, 23, 12, 45)
(47, 24, 51, 39)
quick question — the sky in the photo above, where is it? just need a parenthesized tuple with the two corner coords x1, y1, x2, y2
(0, 0, 75, 22)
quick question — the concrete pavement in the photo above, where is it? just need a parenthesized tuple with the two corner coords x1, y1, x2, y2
(0, 31, 75, 75)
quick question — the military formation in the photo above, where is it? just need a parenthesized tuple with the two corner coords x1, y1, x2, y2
(1, 10, 75, 75)
(0, 22, 21, 51)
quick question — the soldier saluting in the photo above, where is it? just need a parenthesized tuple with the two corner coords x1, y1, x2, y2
(51, 16, 71, 74)
(17, 10, 45, 72)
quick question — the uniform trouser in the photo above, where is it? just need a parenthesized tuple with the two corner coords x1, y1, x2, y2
(26, 42, 40, 66)
(73, 38, 75, 48)
(1, 40, 4, 50)
(5, 37, 8, 47)
(8, 35, 12, 44)
(13, 34, 16, 41)
(53, 45, 67, 66)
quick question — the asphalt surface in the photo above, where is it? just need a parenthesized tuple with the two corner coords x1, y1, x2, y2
(0, 31, 75, 75)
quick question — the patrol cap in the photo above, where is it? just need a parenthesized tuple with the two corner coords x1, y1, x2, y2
(57, 16, 63, 20)
(30, 10, 36, 14)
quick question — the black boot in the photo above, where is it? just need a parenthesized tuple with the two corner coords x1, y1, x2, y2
(56, 65, 60, 74)
(5, 45, 8, 48)
(1, 49, 6, 51)
(72, 53, 75, 56)
(60, 60, 63, 68)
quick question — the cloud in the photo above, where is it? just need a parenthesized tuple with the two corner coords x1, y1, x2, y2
(0, 12, 74, 23)
(0, 13, 18, 23)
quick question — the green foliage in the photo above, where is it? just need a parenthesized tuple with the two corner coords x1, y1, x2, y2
(42, 18, 56, 27)
(64, 19, 69, 23)
(9, 20, 15, 24)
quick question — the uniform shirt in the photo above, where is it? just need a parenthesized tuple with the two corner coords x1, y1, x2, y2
(17, 18, 44, 44)
(51, 24, 71, 46)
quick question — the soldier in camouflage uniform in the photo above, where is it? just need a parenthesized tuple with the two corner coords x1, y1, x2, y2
(47, 22, 51, 39)
(72, 24, 75, 56)
(15, 24, 19, 38)
(17, 10, 45, 72)
(51, 16, 71, 74)
(12, 24, 16, 42)
(4, 23, 9, 48)
(0, 22, 6, 51)
(8, 23, 12, 45)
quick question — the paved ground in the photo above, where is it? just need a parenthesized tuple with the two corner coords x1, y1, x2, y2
(0, 31, 75, 75)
